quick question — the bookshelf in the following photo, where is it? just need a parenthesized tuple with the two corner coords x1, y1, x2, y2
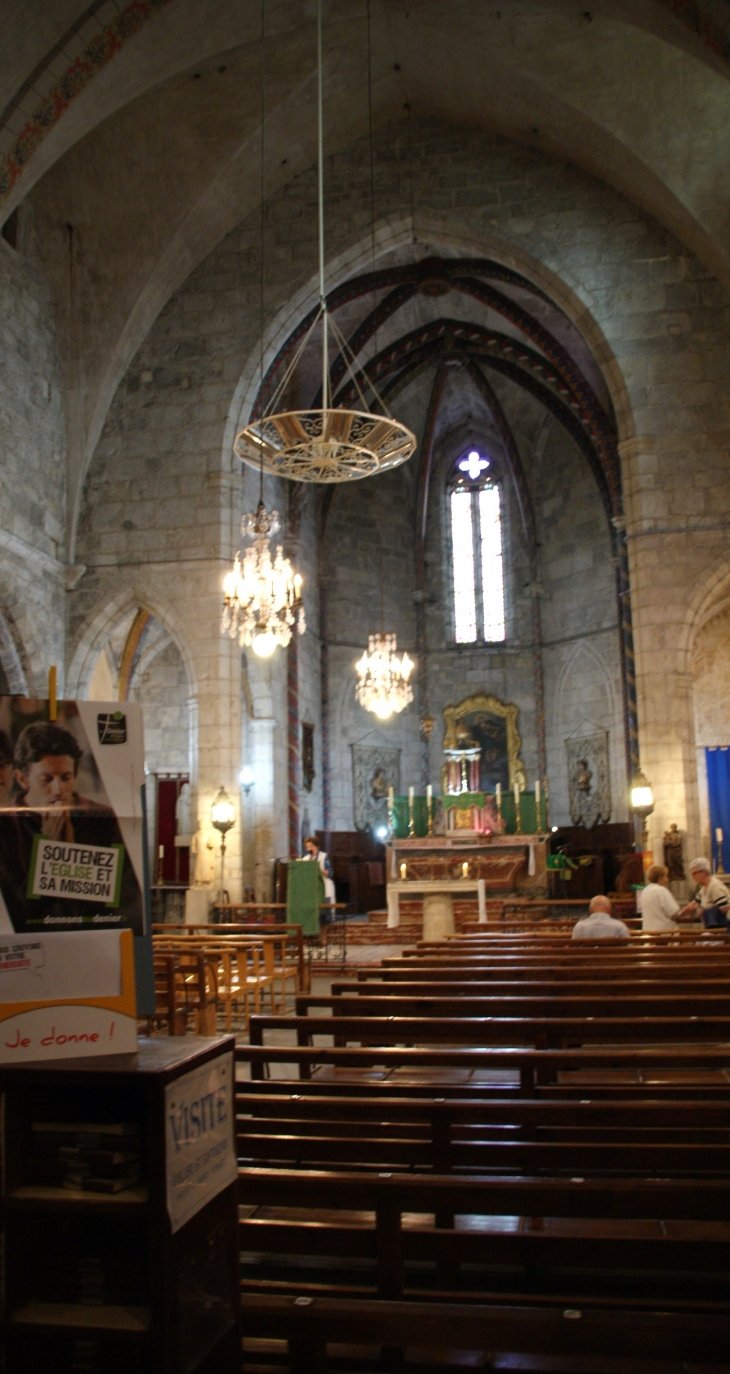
(0, 1036, 240, 1374)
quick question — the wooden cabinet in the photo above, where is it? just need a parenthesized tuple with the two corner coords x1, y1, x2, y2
(0, 1036, 240, 1374)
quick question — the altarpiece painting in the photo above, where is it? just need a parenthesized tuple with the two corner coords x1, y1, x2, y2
(442, 694, 526, 792)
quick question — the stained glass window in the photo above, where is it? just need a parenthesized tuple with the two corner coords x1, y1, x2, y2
(450, 452, 505, 644)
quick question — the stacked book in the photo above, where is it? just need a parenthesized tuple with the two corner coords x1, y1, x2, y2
(31, 1121, 142, 1193)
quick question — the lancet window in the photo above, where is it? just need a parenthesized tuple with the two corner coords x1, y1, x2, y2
(449, 450, 505, 644)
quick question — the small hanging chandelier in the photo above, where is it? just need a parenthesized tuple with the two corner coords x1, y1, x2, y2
(221, 501, 304, 658)
(355, 633, 414, 720)
(233, 0, 416, 485)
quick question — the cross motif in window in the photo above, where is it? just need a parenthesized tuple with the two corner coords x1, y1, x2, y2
(458, 450, 489, 481)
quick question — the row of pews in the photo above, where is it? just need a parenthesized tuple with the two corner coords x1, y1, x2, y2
(235, 926, 730, 1373)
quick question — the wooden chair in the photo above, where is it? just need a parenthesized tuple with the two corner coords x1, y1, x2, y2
(147, 953, 186, 1036)
(175, 948, 219, 1035)
(267, 935, 299, 1010)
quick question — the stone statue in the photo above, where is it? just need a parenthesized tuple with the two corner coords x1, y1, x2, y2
(575, 758, 592, 794)
(175, 780, 191, 839)
(190, 828, 215, 887)
(370, 766, 388, 801)
(663, 822, 685, 881)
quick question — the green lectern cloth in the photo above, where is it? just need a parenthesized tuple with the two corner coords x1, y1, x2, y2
(286, 859, 325, 935)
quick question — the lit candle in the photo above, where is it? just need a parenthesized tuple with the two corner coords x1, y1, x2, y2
(400, 862, 407, 881)
(462, 861, 469, 879)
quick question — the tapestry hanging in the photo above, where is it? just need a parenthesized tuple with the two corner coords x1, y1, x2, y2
(565, 730, 611, 828)
(351, 745, 401, 833)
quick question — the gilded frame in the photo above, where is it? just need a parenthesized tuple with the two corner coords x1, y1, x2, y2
(442, 693, 526, 790)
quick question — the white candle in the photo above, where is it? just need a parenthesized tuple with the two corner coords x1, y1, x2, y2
(426, 783, 432, 802)
(462, 861, 469, 879)
(408, 785, 414, 802)
(400, 862, 407, 880)
(495, 783, 501, 807)
(513, 782, 520, 809)
(535, 779, 541, 806)
(717, 827, 724, 845)
(388, 786, 394, 806)
(158, 844, 164, 859)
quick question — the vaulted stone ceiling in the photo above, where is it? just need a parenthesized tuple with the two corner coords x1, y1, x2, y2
(5, 0, 730, 555)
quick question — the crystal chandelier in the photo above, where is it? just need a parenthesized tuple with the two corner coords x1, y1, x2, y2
(221, 501, 304, 658)
(233, 0, 416, 485)
(355, 633, 414, 720)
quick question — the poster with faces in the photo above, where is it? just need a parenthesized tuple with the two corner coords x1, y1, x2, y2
(0, 699, 145, 937)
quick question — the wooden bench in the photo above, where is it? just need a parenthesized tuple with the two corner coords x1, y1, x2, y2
(238, 1035, 730, 1090)
(297, 990, 730, 1020)
(248, 1009, 730, 1055)
(237, 932, 730, 1370)
(238, 1166, 730, 1370)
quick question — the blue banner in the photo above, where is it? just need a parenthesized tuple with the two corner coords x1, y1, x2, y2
(706, 747, 730, 871)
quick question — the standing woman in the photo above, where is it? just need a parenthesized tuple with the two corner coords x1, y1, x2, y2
(680, 857, 730, 929)
(640, 864, 680, 931)
(302, 834, 336, 911)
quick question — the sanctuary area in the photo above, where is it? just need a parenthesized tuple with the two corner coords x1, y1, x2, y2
(1, 2, 730, 1372)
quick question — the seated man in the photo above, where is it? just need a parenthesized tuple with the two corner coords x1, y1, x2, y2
(572, 894, 630, 940)
(680, 856, 730, 929)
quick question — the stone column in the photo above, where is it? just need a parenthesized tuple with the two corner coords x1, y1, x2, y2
(192, 572, 244, 902)
(250, 715, 276, 902)
(619, 436, 700, 857)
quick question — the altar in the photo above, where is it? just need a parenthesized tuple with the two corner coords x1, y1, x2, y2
(385, 832, 549, 936)
(384, 693, 549, 939)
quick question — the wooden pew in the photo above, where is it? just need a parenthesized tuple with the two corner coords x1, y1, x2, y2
(297, 991, 730, 1020)
(238, 1166, 730, 1369)
(237, 933, 730, 1370)
(248, 1010, 730, 1054)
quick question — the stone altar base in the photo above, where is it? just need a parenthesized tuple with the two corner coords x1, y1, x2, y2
(422, 893, 455, 941)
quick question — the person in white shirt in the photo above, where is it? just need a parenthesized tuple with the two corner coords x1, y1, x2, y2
(572, 894, 630, 940)
(640, 863, 680, 931)
(680, 857, 730, 929)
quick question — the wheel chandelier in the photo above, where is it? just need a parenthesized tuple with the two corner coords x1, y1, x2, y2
(233, 0, 416, 486)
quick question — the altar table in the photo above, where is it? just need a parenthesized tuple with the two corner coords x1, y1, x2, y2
(386, 878, 487, 934)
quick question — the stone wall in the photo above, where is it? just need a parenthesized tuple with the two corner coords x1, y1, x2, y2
(0, 222, 66, 695)
(68, 116, 730, 885)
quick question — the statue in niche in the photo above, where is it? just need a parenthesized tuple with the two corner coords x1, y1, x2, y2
(370, 766, 388, 801)
(175, 781, 191, 840)
(574, 759, 593, 795)
(566, 732, 610, 828)
(663, 823, 686, 882)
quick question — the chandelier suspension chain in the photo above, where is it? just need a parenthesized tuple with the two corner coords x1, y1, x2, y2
(232, 0, 416, 482)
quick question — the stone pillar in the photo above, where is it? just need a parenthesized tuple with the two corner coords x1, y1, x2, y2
(193, 577, 243, 902)
(619, 436, 700, 858)
(287, 635, 299, 857)
(250, 716, 276, 902)
(422, 893, 455, 941)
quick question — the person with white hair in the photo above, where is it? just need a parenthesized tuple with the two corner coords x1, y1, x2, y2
(680, 857, 730, 929)
(571, 894, 630, 940)
(640, 863, 680, 931)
